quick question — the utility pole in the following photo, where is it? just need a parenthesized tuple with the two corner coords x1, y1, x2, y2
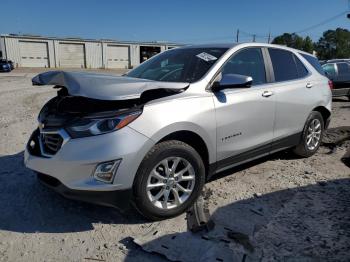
(252, 34, 256, 42)
(236, 29, 239, 42)
(267, 31, 271, 43)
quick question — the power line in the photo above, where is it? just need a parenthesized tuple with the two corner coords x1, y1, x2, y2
(237, 10, 347, 41)
(171, 10, 347, 43)
(293, 11, 347, 34)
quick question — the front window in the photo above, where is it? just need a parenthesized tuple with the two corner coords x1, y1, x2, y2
(127, 47, 228, 83)
(221, 48, 267, 85)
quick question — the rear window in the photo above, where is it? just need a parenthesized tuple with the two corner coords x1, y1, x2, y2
(300, 53, 325, 76)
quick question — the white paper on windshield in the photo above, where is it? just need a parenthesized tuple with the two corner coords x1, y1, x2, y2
(196, 52, 217, 62)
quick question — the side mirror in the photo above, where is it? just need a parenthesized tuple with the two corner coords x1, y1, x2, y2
(212, 73, 253, 92)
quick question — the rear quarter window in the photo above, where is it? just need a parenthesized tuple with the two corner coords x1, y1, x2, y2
(300, 53, 325, 76)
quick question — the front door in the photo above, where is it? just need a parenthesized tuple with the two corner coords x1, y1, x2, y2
(213, 47, 276, 171)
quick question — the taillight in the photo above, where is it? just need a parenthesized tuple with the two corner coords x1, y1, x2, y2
(328, 80, 333, 89)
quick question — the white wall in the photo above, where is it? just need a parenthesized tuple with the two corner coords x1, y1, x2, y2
(1, 36, 178, 69)
(0, 37, 5, 58)
(85, 42, 103, 69)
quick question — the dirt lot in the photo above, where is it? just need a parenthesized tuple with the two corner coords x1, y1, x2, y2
(0, 69, 349, 261)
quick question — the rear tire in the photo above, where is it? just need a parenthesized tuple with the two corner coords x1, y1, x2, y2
(133, 140, 205, 220)
(293, 111, 324, 157)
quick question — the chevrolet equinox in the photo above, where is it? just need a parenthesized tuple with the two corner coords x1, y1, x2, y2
(25, 43, 332, 220)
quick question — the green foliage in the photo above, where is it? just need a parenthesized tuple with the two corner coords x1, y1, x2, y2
(272, 33, 313, 53)
(314, 28, 350, 60)
(303, 36, 314, 54)
(272, 28, 350, 59)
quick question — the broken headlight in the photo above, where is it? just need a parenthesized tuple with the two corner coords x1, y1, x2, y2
(66, 110, 142, 138)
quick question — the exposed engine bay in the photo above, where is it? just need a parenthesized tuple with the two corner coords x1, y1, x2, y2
(33, 71, 188, 129)
(38, 88, 141, 128)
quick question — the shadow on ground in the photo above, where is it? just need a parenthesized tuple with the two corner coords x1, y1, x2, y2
(0, 149, 307, 235)
(129, 178, 350, 261)
(0, 151, 145, 233)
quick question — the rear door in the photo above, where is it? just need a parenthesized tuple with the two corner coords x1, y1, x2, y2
(267, 48, 319, 149)
(213, 47, 276, 170)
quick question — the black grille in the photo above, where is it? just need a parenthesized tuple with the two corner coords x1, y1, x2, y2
(41, 133, 63, 155)
(27, 129, 41, 156)
(37, 172, 61, 187)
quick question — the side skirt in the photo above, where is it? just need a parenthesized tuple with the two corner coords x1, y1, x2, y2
(208, 132, 302, 180)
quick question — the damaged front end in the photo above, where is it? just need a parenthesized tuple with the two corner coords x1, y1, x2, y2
(28, 71, 188, 157)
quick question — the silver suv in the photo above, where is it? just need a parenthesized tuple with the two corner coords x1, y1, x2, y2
(25, 43, 332, 220)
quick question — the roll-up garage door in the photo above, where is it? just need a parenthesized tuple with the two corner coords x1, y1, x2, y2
(106, 45, 130, 69)
(19, 41, 49, 67)
(59, 43, 86, 68)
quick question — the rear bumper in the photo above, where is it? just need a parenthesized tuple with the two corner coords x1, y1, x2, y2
(37, 172, 132, 209)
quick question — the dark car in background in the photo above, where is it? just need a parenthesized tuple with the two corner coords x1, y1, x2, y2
(0, 59, 12, 72)
(322, 61, 350, 100)
(7, 60, 14, 70)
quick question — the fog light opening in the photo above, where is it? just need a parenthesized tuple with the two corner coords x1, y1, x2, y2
(93, 160, 121, 183)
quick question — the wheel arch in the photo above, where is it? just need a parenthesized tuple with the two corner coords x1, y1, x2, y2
(157, 130, 211, 177)
(312, 106, 331, 128)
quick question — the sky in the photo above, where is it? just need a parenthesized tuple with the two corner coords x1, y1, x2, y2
(0, 0, 349, 44)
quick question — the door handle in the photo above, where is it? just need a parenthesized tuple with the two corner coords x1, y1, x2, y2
(262, 90, 274, 97)
(306, 83, 313, 88)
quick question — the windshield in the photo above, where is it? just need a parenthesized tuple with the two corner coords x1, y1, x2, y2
(127, 47, 228, 83)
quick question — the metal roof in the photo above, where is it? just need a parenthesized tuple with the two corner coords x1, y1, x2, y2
(0, 34, 183, 46)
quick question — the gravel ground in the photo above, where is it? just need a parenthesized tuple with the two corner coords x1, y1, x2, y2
(0, 70, 349, 261)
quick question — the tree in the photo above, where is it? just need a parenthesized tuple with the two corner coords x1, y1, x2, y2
(303, 36, 314, 54)
(315, 28, 350, 60)
(272, 33, 313, 53)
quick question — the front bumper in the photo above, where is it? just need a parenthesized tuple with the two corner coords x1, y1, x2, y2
(37, 172, 132, 209)
(24, 126, 155, 206)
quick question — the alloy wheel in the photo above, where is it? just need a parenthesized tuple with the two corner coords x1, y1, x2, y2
(306, 118, 322, 151)
(146, 157, 195, 210)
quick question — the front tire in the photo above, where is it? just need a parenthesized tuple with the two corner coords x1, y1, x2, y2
(133, 140, 205, 220)
(293, 111, 324, 157)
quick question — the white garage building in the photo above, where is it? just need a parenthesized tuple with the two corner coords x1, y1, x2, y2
(0, 34, 180, 69)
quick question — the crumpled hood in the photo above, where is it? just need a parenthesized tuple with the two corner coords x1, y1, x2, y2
(32, 71, 189, 100)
